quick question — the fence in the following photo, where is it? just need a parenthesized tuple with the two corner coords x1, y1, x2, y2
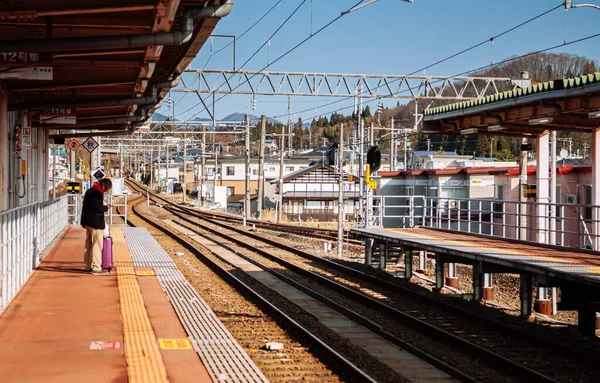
(281, 205, 357, 222)
(1, 196, 69, 309)
(369, 194, 600, 250)
(107, 194, 128, 225)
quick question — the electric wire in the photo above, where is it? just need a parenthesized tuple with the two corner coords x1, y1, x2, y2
(174, 0, 284, 110)
(276, 2, 565, 120)
(182, 0, 368, 121)
(178, 0, 309, 119)
(291, 32, 600, 123)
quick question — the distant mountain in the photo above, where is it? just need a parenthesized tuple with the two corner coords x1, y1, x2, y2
(222, 113, 282, 125)
(151, 112, 169, 122)
(151, 111, 282, 125)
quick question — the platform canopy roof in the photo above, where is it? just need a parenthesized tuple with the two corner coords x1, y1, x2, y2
(423, 72, 600, 136)
(0, 0, 233, 137)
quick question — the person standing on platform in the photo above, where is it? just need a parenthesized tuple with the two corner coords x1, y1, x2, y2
(81, 178, 112, 274)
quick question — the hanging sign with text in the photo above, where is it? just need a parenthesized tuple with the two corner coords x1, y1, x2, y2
(0, 52, 53, 80)
(40, 109, 76, 124)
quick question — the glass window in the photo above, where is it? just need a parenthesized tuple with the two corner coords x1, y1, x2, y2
(226, 187, 235, 196)
(285, 166, 294, 171)
(226, 166, 235, 176)
(252, 168, 258, 175)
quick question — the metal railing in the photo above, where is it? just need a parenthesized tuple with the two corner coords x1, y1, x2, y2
(67, 194, 82, 225)
(107, 194, 128, 225)
(1, 196, 69, 309)
(369, 194, 600, 250)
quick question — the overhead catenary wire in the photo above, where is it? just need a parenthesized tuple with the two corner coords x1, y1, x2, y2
(277, 2, 565, 121)
(178, 0, 310, 118)
(183, 0, 369, 121)
(291, 31, 600, 124)
(174, 0, 285, 111)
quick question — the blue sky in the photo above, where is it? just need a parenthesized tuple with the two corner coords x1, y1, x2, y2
(162, 0, 600, 124)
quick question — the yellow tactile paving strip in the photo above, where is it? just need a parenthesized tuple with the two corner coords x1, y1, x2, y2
(112, 227, 169, 383)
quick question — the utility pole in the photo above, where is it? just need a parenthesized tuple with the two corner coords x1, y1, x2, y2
(404, 135, 409, 170)
(183, 133, 187, 204)
(390, 117, 395, 171)
(201, 125, 206, 202)
(165, 138, 170, 194)
(277, 124, 285, 224)
(287, 96, 292, 156)
(490, 138, 494, 158)
(427, 138, 431, 152)
(357, 86, 365, 227)
(213, 142, 218, 190)
(157, 139, 162, 192)
(245, 113, 251, 222)
(149, 146, 153, 189)
(337, 123, 345, 259)
(258, 115, 266, 218)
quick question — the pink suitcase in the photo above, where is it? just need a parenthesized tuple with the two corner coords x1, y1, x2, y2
(102, 236, 113, 271)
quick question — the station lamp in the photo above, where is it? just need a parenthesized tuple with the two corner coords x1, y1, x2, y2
(460, 128, 478, 135)
(588, 110, 600, 119)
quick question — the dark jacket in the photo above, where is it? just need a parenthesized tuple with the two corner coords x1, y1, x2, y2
(80, 187, 108, 229)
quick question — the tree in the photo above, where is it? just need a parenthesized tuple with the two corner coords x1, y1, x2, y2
(495, 148, 516, 162)
(292, 117, 304, 149)
(362, 105, 371, 119)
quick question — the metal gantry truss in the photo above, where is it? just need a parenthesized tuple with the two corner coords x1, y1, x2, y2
(175, 69, 529, 99)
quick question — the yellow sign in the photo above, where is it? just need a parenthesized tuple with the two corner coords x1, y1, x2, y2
(135, 270, 156, 276)
(159, 339, 192, 349)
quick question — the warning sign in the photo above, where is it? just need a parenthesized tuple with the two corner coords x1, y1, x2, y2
(67, 139, 80, 151)
(93, 169, 105, 180)
(82, 137, 99, 153)
(158, 339, 192, 350)
(90, 341, 122, 350)
(22, 127, 31, 150)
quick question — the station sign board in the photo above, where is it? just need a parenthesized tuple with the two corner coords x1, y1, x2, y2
(0, 52, 53, 80)
(92, 169, 106, 180)
(67, 139, 80, 151)
(40, 109, 76, 124)
(82, 137, 99, 153)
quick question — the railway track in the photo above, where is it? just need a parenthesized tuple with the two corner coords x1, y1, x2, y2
(122, 194, 380, 382)
(124, 180, 600, 382)
(125, 179, 362, 245)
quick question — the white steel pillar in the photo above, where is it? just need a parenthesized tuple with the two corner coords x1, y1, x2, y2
(36, 127, 45, 202)
(594, 127, 600, 329)
(536, 131, 550, 244)
(44, 130, 50, 200)
(550, 131, 557, 245)
(535, 132, 552, 315)
(592, 127, 600, 251)
(0, 89, 8, 211)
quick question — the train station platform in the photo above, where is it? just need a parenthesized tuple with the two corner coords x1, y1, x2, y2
(353, 226, 600, 336)
(0, 225, 266, 383)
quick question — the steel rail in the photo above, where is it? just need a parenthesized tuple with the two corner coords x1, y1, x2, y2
(124, 179, 361, 243)
(169, 212, 558, 383)
(124, 198, 378, 383)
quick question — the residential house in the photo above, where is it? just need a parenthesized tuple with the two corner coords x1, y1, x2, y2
(271, 164, 360, 221)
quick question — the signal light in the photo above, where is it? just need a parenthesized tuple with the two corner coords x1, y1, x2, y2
(366, 146, 381, 173)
